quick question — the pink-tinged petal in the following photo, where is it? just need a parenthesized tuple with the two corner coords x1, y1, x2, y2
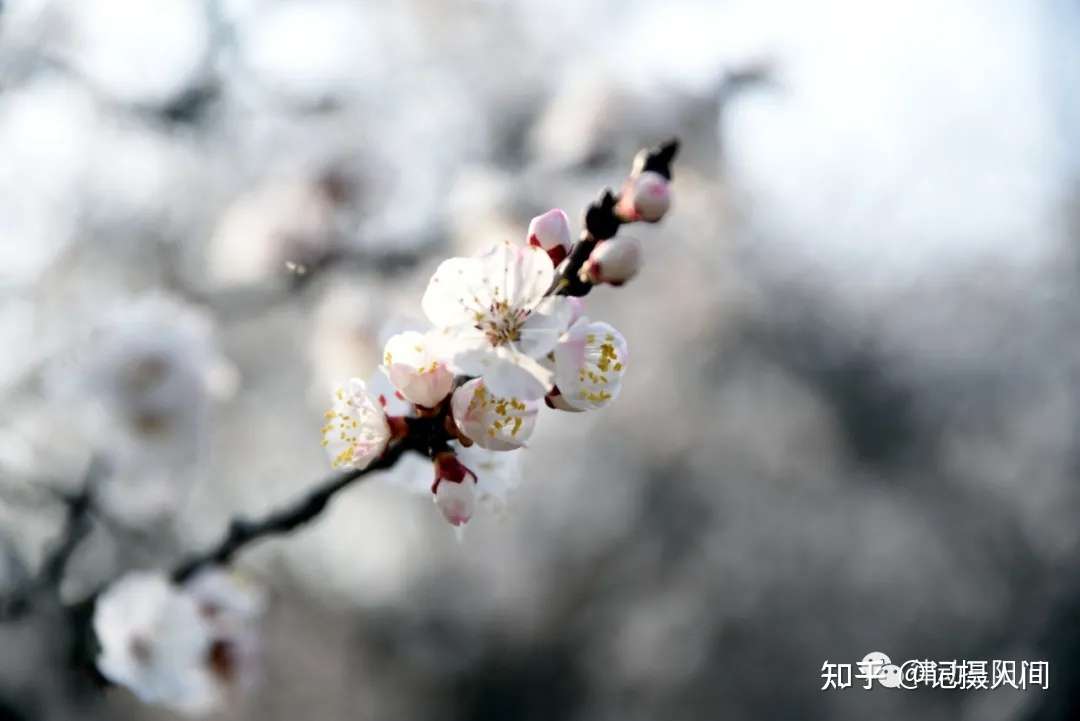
(526, 209, 571, 252)
(432, 452, 478, 527)
(382, 331, 455, 408)
(434, 479, 475, 527)
(631, 171, 671, 222)
(582, 237, 642, 285)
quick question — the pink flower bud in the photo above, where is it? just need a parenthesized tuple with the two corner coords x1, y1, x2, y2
(630, 171, 670, 222)
(581, 237, 643, 286)
(432, 452, 478, 527)
(527, 208, 571, 266)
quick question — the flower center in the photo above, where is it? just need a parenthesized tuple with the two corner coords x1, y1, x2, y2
(476, 300, 528, 346)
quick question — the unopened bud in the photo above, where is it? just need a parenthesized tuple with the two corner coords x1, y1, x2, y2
(432, 452, 477, 527)
(527, 208, 572, 266)
(580, 237, 643, 286)
(629, 171, 670, 222)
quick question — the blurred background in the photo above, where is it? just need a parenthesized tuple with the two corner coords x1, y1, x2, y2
(1, 0, 1080, 719)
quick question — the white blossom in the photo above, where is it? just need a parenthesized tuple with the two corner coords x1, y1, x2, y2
(382, 330, 456, 408)
(94, 570, 266, 715)
(321, 378, 392, 470)
(46, 294, 234, 526)
(93, 572, 218, 715)
(421, 241, 572, 400)
(553, 318, 629, 410)
(451, 378, 538, 451)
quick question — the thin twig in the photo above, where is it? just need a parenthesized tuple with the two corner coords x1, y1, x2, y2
(0, 456, 106, 621)
(171, 440, 415, 584)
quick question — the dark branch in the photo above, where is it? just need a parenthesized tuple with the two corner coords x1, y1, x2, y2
(0, 456, 105, 621)
(171, 441, 413, 583)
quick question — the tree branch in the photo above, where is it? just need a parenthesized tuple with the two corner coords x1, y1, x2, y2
(171, 439, 417, 584)
(0, 456, 105, 621)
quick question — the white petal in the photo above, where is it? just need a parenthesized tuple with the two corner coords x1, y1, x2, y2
(454, 443, 523, 516)
(553, 318, 628, 410)
(515, 295, 573, 357)
(450, 378, 538, 451)
(382, 330, 427, 368)
(364, 367, 414, 417)
(421, 256, 486, 327)
(475, 241, 554, 311)
(453, 345, 553, 400)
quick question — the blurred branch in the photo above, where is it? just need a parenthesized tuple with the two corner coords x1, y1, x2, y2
(171, 439, 415, 583)
(0, 456, 105, 621)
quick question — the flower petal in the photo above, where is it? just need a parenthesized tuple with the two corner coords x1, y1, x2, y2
(515, 295, 573, 357)
(553, 318, 628, 410)
(421, 256, 487, 328)
(321, 378, 392, 469)
(451, 378, 538, 450)
(452, 345, 553, 400)
(475, 241, 554, 311)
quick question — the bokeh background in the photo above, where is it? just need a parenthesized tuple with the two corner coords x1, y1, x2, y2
(2, 0, 1080, 719)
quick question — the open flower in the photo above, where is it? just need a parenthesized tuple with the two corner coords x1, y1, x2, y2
(94, 572, 219, 715)
(451, 378, 538, 450)
(421, 241, 572, 400)
(382, 330, 455, 408)
(321, 378, 392, 470)
(553, 318, 629, 410)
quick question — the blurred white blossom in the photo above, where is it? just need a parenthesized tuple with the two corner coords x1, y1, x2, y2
(94, 572, 219, 715)
(94, 570, 264, 715)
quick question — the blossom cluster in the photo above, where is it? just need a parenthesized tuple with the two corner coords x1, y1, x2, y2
(320, 144, 676, 528)
(88, 139, 677, 716)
